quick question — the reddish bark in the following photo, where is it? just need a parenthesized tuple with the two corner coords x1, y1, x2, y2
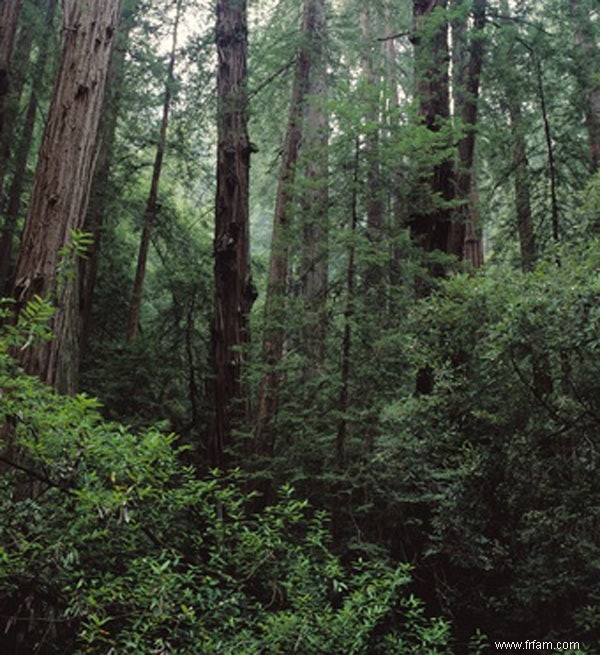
(411, 0, 454, 267)
(212, 0, 255, 465)
(0, 0, 58, 292)
(12, 0, 122, 393)
(449, 0, 486, 264)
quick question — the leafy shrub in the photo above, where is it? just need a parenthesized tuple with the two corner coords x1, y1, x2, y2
(0, 314, 455, 655)
(376, 242, 599, 649)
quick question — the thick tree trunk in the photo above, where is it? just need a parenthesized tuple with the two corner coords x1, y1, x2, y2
(11, 0, 122, 393)
(125, 0, 181, 342)
(0, 0, 57, 292)
(212, 0, 255, 466)
(0, 0, 23, 165)
(300, 0, 328, 368)
(253, 0, 314, 454)
(449, 0, 486, 264)
(411, 0, 454, 267)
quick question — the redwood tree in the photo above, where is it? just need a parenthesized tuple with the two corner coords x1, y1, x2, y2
(411, 0, 455, 265)
(300, 0, 328, 368)
(0, 0, 58, 292)
(125, 0, 182, 342)
(212, 0, 255, 465)
(253, 0, 316, 454)
(12, 0, 122, 393)
(449, 0, 486, 265)
(0, 0, 23, 163)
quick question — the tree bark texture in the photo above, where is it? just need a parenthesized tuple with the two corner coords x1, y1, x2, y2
(0, 0, 57, 292)
(125, 0, 182, 342)
(411, 0, 455, 266)
(212, 0, 255, 466)
(300, 0, 328, 367)
(449, 0, 486, 265)
(253, 0, 314, 455)
(12, 0, 122, 394)
(0, 0, 23, 163)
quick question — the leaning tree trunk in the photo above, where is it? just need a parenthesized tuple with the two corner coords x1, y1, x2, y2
(212, 0, 255, 466)
(300, 0, 328, 370)
(12, 0, 122, 394)
(0, 0, 58, 293)
(125, 0, 182, 342)
(253, 0, 315, 455)
(448, 0, 486, 265)
(411, 0, 455, 269)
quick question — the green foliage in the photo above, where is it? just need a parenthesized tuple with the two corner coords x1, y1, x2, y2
(0, 328, 454, 654)
(375, 243, 599, 648)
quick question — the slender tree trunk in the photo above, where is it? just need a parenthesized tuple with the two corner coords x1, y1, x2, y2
(336, 136, 359, 470)
(509, 102, 535, 272)
(212, 0, 255, 466)
(0, 0, 23, 168)
(253, 0, 314, 454)
(125, 0, 182, 342)
(300, 0, 328, 368)
(11, 0, 122, 393)
(0, 0, 57, 292)
(411, 0, 454, 269)
(80, 22, 130, 349)
(449, 0, 486, 264)
(384, 8, 407, 289)
(0, 10, 34, 201)
(569, 0, 599, 174)
(360, 4, 384, 294)
(533, 57, 559, 244)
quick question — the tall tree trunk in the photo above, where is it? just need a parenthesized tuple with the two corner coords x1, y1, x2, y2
(569, 0, 600, 174)
(300, 0, 328, 368)
(0, 10, 34, 202)
(336, 136, 359, 470)
(0, 0, 57, 292)
(411, 0, 455, 268)
(384, 8, 407, 289)
(509, 102, 535, 272)
(212, 0, 255, 466)
(533, 56, 560, 244)
(0, 0, 23, 168)
(449, 0, 486, 265)
(80, 17, 130, 349)
(125, 0, 182, 342)
(360, 3, 384, 294)
(11, 0, 122, 393)
(253, 0, 314, 455)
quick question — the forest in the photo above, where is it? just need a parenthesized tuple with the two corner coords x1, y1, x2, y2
(0, 0, 598, 652)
